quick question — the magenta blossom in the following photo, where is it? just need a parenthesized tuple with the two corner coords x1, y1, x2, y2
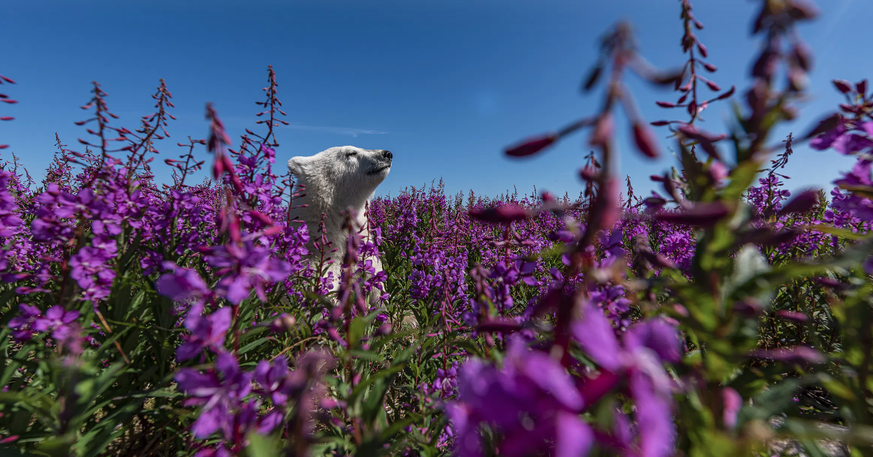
(156, 261, 214, 306)
(176, 306, 232, 362)
(33, 306, 81, 338)
(572, 303, 681, 457)
(7, 303, 42, 341)
(9, 305, 85, 354)
(200, 240, 291, 304)
(447, 336, 593, 457)
(174, 352, 253, 439)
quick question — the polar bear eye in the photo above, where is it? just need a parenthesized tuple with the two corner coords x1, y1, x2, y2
(345, 151, 358, 158)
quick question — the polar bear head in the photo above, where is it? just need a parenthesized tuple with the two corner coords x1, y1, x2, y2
(287, 145, 393, 215)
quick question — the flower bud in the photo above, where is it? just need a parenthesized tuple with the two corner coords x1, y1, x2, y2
(588, 114, 614, 147)
(376, 323, 392, 336)
(791, 42, 813, 72)
(832, 79, 853, 94)
(802, 113, 841, 140)
(581, 64, 604, 92)
(732, 298, 764, 317)
(787, 67, 808, 92)
(632, 121, 661, 159)
(655, 202, 729, 227)
(648, 69, 685, 87)
(752, 51, 778, 82)
(469, 204, 530, 224)
(476, 317, 522, 334)
(751, 346, 824, 365)
(269, 313, 297, 333)
(787, 1, 819, 20)
(504, 134, 557, 157)
(579, 166, 599, 182)
(776, 310, 808, 323)
(777, 189, 819, 215)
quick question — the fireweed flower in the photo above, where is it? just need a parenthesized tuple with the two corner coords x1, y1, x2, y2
(250, 357, 293, 435)
(8, 303, 41, 341)
(254, 355, 291, 405)
(0, 171, 23, 238)
(572, 302, 681, 457)
(33, 306, 81, 338)
(447, 336, 593, 457)
(176, 306, 232, 361)
(30, 183, 75, 243)
(69, 241, 117, 304)
(9, 305, 88, 354)
(200, 240, 292, 304)
(156, 261, 214, 307)
(174, 352, 253, 439)
(420, 362, 461, 402)
(51, 321, 86, 354)
(747, 174, 791, 215)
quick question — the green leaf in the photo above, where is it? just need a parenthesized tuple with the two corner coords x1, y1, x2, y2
(349, 312, 381, 348)
(379, 414, 421, 443)
(797, 224, 873, 241)
(722, 159, 761, 202)
(368, 330, 415, 353)
(246, 432, 283, 457)
(348, 349, 385, 362)
(737, 377, 802, 427)
(238, 337, 269, 355)
(348, 364, 405, 405)
(78, 401, 141, 457)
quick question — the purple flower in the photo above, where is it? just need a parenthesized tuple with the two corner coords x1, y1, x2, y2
(0, 171, 23, 238)
(156, 261, 213, 304)
(194, 444, 231, 457)
(175, 352, 253, 439)
(69, 243, 117, 303)
(810, 123, 846, 151)
(10, 304, 86, 354)
(177, 307, 232, 362)
(254, 356, 290, 405)
(623, 318, 683, 364)
(750, 346, 825, 364)
(53, 321, 86, 354)
(447, 336, 592, 457)
(572, 303, 680, 457)
(8, 304, 41, 341)
(33, 306, 80, 338)
(832, 133, 873, 155)
(201, 240, 291, 304)
(722, 388, 742, 429)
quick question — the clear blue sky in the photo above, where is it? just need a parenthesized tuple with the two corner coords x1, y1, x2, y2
(1, 0, 868, 200)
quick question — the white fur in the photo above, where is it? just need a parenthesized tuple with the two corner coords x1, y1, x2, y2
(287, 146, 392, 291)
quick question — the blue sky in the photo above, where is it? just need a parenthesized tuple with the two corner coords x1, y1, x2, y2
(1, 0, 869, 200)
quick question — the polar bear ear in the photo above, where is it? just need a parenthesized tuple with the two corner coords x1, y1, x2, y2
(287, 157, 307, 176)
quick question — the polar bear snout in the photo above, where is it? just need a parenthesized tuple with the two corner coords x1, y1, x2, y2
(366, 149, 393, 176)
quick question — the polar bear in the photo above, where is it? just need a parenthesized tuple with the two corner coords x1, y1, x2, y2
(287, 145, 392, 296)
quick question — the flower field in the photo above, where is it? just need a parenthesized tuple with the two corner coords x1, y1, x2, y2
(3, 1, 873, 456)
